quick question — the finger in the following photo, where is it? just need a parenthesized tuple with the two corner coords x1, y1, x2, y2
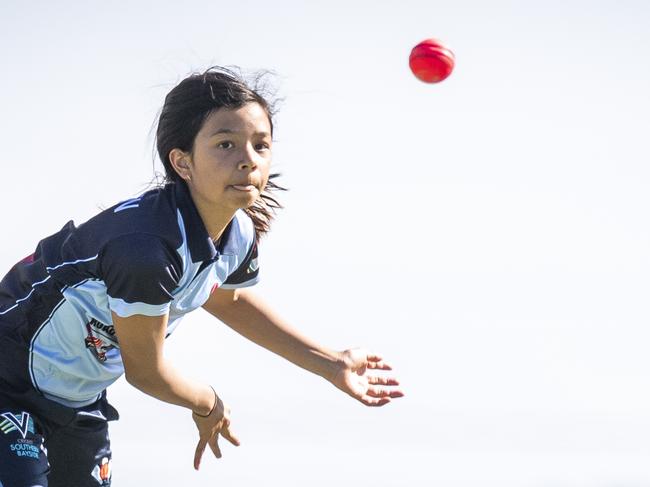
(367, 386, 405, 399)
(193, 437, 208, 471)
(366, 353, 392, 370)
(359, 395, 392, 407)
(221, 425, 241, 447)
(366, 386, 391, 398)
(366, 352, 384, 363)
(208, 432, 222, 459)
(367, 375, 400, 386)
(366, 361, 392, 370)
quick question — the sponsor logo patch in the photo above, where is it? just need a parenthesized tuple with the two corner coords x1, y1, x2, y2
(9, 441, 40, 459)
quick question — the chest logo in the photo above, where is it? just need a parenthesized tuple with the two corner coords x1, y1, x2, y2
(84, 320, 117, 363)
(0, 412, 35, 439)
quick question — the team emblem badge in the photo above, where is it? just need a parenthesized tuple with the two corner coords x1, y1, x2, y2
(91, 457, 112, 485)
(0, 412, 34, 439)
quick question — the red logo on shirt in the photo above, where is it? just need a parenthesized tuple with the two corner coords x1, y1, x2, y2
(84, 322, 115, 363)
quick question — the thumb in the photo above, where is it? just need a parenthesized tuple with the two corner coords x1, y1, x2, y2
(221, 425, 241, 447)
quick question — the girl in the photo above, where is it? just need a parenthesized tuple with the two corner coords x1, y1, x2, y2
(0, 67, 403, 487)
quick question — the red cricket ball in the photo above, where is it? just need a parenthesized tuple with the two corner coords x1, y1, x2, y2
(409, 38, 455, 83)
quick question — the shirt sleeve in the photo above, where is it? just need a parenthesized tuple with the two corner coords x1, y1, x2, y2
(221, 240, 259, 289)
(100, 233, 182, 317)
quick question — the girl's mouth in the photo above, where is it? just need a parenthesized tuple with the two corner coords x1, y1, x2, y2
(231, 185, 257, 192)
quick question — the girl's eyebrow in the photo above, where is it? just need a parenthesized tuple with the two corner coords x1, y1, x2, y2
(209, 128, 271, 138)
(209, 128, 235, 137)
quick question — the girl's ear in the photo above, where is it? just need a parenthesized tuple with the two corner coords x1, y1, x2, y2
(169, 148, 192, 182)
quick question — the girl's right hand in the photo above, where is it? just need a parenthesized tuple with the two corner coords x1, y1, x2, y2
(191, 392, 241, 470)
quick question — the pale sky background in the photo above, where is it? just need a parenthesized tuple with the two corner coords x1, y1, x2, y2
(1, 1, 650, 486)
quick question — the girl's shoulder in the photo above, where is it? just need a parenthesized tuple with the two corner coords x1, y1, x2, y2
(78, 185, 181, 249)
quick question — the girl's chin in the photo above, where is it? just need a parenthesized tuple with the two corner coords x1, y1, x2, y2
(228, 192, 259, 209)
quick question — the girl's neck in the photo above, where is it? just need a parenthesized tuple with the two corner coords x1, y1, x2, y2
(188, 189, 237, 243)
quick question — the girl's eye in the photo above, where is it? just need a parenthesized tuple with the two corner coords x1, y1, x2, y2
(218, 141, 233, 149)
(255, 142, 271, 151)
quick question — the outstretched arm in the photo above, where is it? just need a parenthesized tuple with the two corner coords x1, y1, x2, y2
(202, 288, 404, 406)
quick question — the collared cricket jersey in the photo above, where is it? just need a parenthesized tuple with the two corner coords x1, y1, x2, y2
(0, 182, 259, 406)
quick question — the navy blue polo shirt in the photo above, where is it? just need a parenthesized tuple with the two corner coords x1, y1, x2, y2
(0, 182, 259, 406)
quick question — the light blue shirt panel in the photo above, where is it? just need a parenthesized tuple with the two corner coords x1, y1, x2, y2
(220, 275, 259, 290)
(109, 297, 171, 318)
(30, 298, 124, 403)
(64, 280, 114, 325)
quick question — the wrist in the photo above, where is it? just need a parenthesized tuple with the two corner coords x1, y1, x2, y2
(193, 386, 218, 417)
(322, 350, 346, 383)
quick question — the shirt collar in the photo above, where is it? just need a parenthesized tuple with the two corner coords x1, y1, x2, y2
(172, 182, 218, 263)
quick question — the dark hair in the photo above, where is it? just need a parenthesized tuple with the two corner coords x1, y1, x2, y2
(155, 66, 284, 240)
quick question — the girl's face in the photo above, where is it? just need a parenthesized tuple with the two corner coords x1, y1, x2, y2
(178, 102, 272, 215)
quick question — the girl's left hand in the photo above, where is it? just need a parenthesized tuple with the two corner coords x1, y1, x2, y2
(192, 394, 240, 470)
(331, 348, 404, 406)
